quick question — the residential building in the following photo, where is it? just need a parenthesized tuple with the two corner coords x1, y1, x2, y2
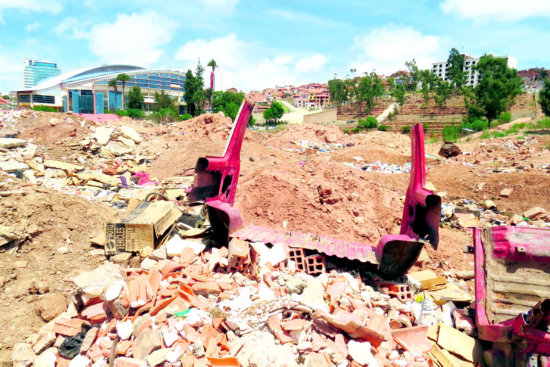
(23, 59, 62, 89)
(431, 55, 517, 87)
(17, 65, 187, 114)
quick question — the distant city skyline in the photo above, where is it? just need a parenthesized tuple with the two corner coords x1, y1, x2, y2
(1, 0, 550, 93)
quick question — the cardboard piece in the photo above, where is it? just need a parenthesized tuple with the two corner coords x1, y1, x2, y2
(408, 270, 447, 290)
(425, 282, 473, 305)
(429, 343, 474, 367)
(76, 172, 120, 187)
(437, 324, 482, 363)
(44, 160, 83, 172)
(105, 201, 181, 256)
(454, 212, 479, 228)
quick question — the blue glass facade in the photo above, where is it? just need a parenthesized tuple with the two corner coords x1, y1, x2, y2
(96, 71, 185, 92)
(23, 59, 61, 88)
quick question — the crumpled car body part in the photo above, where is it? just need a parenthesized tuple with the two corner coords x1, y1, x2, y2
(231, 123, 441, 279)
(188, 101, 253, 244)
(474, 226, 550, 358)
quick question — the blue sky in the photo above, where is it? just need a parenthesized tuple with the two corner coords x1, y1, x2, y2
(1, 0, 550, 93)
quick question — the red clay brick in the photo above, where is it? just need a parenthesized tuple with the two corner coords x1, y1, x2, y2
(53, 318, 90, 336)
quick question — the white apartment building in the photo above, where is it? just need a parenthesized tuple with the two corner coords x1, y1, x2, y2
(431, 55, 517, 87)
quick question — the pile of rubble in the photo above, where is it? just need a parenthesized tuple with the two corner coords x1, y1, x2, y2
(441, 195, 550, 229)
(176, 113, 234, 140)
(12, 227, 481, 367)
(345, 158, 411, 174)
(267, 124, 351, 150)
(0, 124, 164, 204)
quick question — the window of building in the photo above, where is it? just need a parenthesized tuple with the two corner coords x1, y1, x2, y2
(32, 95, 55, 104)
(19, 94, 31, 103)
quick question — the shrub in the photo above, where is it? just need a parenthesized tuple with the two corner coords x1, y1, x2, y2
(352, 127, 361, 133)
(357, 116, 378, 130)
(442, 125, 461, 142)
(31, 106, 57, 112)
(480, 131, 492, 139)
(181, 113, 193, 120)
(498, 112, 512, 124)
(377, 125, 389, 131)
(126, 109, 144, 119)
(115, 110, 128, 117)
(387, 105, 398, 121)
(401, 125, 411, 134)
(470, 119, 488, 131)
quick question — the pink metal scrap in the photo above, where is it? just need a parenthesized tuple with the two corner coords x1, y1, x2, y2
(474, 226, 550, 361)
(187, 101, 253, 244)
(231, 124, 441, 278)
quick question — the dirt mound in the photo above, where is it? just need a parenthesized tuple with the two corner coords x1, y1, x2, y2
(236, 159, 402, 244)
(18, 122, 90, 142)
(0, 184, 122, 360)
(177, 112, 233, 140)
(267, 123, 350, 148)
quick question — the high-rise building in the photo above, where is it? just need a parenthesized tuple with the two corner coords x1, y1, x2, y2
(431, 55, 517, 87)
(23, 59, 61, 88)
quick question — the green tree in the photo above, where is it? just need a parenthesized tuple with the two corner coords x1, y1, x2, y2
(391, 83, 406, 107)
(404, 59, 420, 91)
(356, 73, 384, 113)
(540, 69, 548, 80)
(263, 101, 284, 121)
(128, 86, 144, 110)
(116, 73, 131, 109)
(328, 78, 348, 106)
(468, 55, 523, 126)
(540, 79, 550, 116)
(433, 79, 452, 113)
(387, 76, 395, 89)
(418, 69, 437, 105)
(447, 48, 467, 89)
(183, 63, 206, 116)
(108, 79, 118, 110)
(207, 59, 218, 108)
(153, 90, 176, 112)
(212, 90, 245, 120)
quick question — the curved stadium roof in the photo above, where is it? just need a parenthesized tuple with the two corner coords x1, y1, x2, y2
(25, 65, 186, 91)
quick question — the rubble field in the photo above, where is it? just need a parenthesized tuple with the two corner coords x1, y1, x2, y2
(1, 109, 549, 366)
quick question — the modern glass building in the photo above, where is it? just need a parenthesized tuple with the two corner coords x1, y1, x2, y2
(17, 65, 187, 114)
(23, 59, 62, 89)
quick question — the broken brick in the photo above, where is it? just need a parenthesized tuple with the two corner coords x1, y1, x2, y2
(53, 318, 90, 337)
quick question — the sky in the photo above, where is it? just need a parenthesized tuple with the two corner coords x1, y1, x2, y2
(1, 0, 550, 93)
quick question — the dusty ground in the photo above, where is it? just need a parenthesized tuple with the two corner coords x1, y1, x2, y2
(0, 109, 549, 362)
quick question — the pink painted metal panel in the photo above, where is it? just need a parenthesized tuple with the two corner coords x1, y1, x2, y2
(474, 226, 550, 357)
(187, 101, 253, 243)
(191, 118, 440, 277)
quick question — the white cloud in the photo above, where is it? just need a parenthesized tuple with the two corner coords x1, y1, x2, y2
(0, 54, 22, 92)
(54, 18, 88, 39)
(295, 54, 327, 73)
(350, 25, 447, 75)
(200, 0, 239, 13)
(175, 33, 327, 91)
(25, 22, 39, 31)
(88, 11, 178, 66)
(0, 0, 62, 23)
(441, 0, 550, 21)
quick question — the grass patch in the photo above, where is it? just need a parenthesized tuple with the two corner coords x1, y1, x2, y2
(32, 106, 57, 112)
